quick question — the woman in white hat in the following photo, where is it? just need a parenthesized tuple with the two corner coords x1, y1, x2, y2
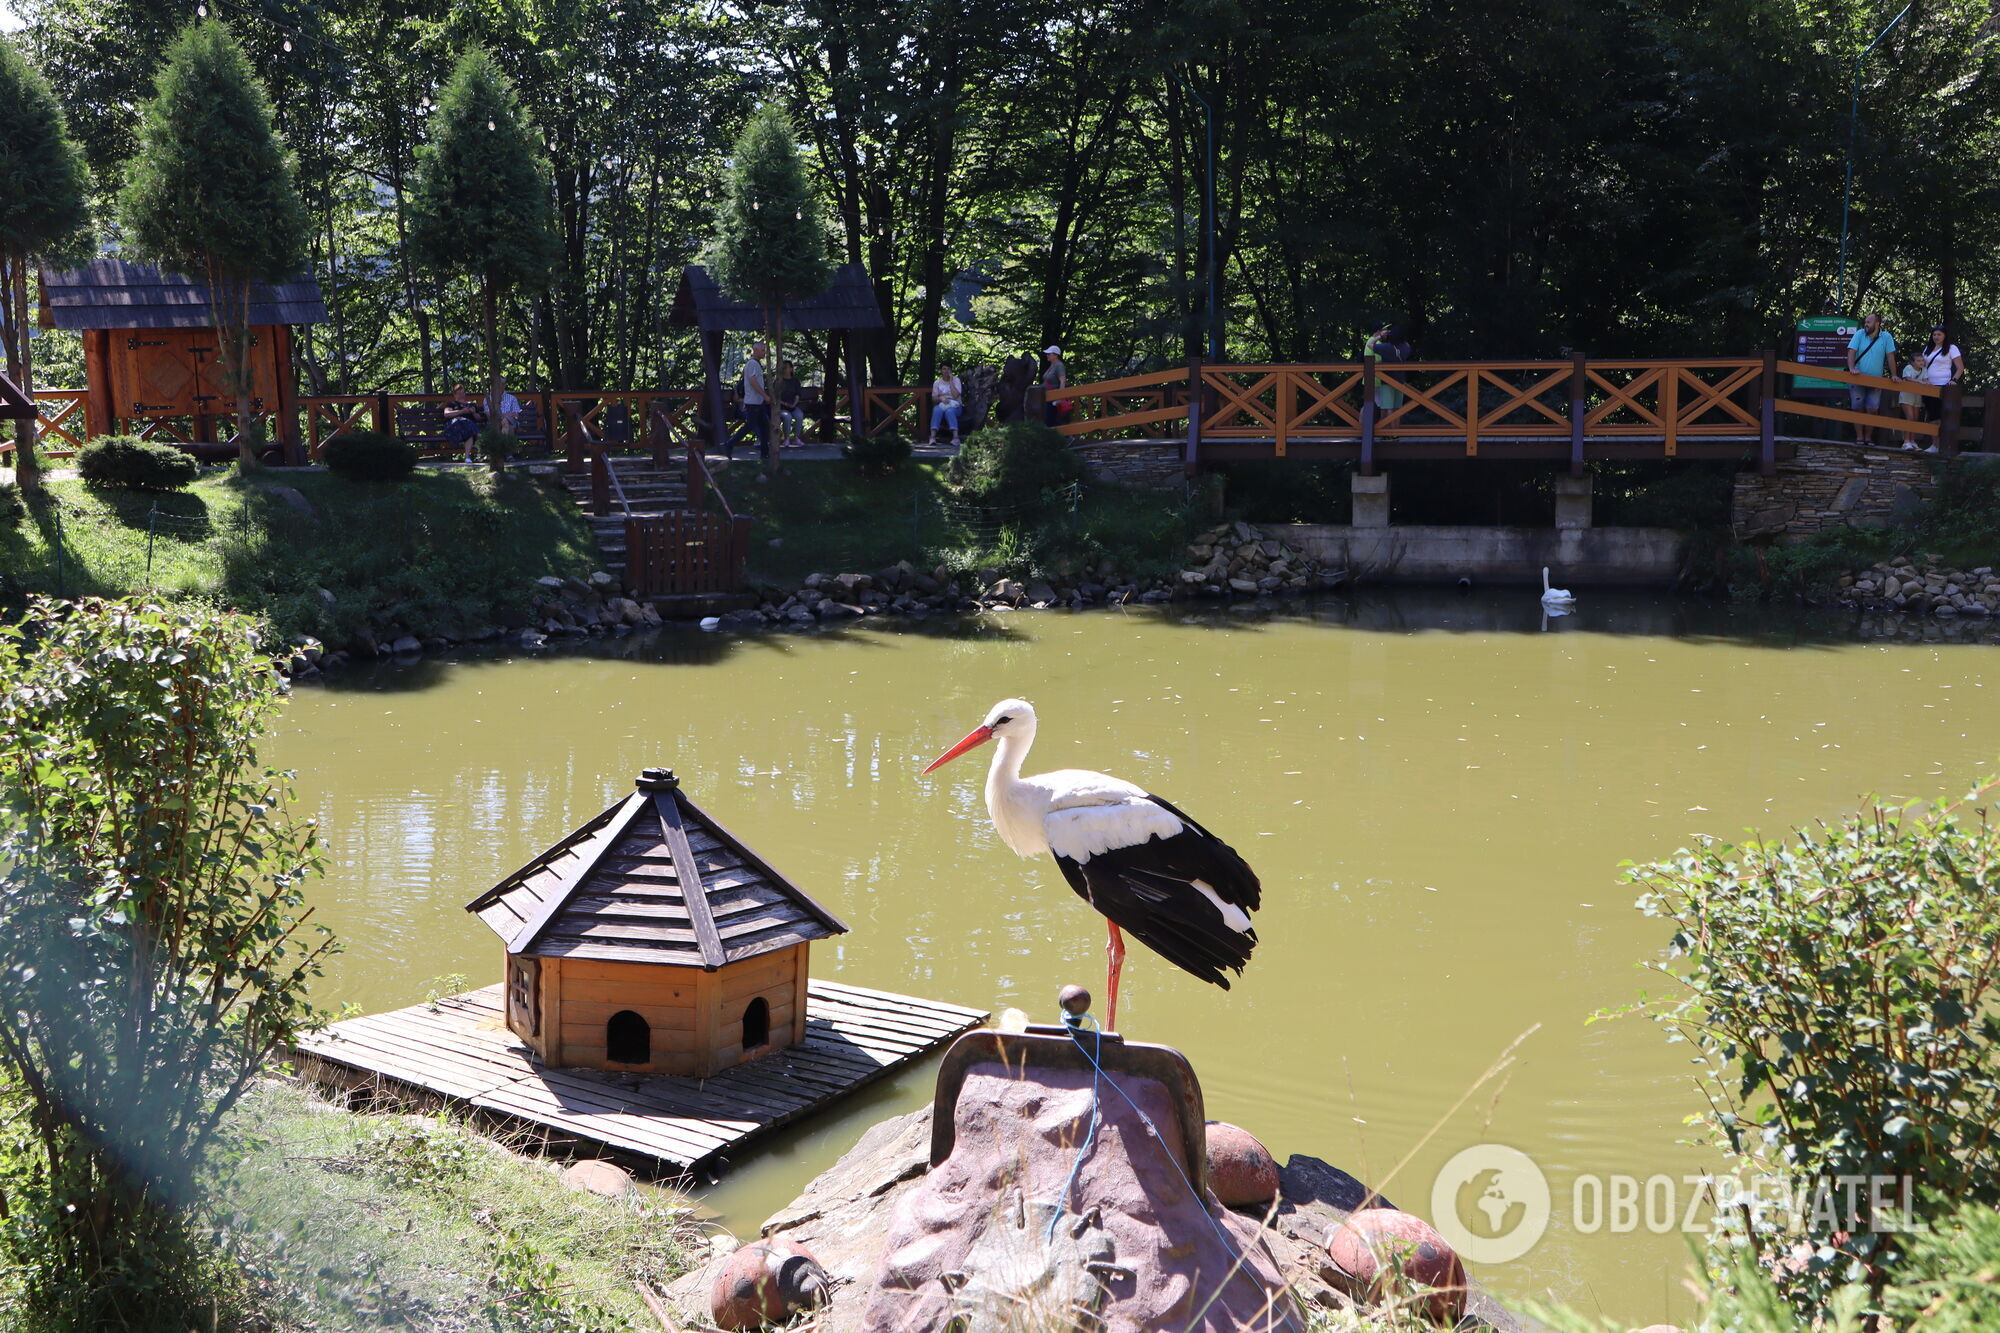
(1041, 345, 1067, 427)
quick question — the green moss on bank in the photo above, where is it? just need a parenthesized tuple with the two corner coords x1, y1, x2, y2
(0, 468, 597, 643)
(212, 1079, 698, 1331)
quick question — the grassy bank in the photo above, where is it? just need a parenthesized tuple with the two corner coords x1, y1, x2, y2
(211, 1079, 698, 1331)
(726, 458, 1195, 587)
(0, 467, 598, 644)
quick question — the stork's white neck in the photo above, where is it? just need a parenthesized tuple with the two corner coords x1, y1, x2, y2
(984, 720, 1048, 857)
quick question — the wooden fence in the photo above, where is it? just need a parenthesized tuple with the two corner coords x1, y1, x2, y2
(623, 511, 752, 598)
(1048, 355, 1980, 471)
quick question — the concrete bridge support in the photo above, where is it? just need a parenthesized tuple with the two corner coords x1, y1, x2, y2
(1351, 473, 1390, 528)
(1554, 474, 1592, 529)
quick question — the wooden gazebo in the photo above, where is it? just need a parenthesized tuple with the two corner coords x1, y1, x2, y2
(668, 262, 884, 449)
(39, 259, 327, 455)
(465, 766, 849, 1078)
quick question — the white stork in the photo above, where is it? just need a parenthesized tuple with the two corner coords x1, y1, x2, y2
(922, 698, 1261, 1030)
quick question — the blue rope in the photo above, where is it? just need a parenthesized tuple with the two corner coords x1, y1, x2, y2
(1052, 1019, 1248, 1268)
(1046, 1012, 1103, 1242)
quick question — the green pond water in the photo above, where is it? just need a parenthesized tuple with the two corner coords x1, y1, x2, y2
(268, 593, 2000, 1322)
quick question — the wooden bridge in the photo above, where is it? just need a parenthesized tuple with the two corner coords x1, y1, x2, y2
(1036, 354, 1982, 473)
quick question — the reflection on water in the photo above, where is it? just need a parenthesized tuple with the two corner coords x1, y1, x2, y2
(267, 592, 2000, 1323)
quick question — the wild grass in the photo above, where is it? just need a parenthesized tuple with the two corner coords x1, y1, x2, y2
(209, 1077, 704, 1332)
(0, 466, 598, 642)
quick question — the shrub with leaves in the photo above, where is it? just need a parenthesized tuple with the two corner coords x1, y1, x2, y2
(478, 426, 519, 466)
(842, 429, 912, 477)
(0, 479, 22, 525)
(946, 419, 1087, 512)
(321, 429, 418, 482)
(0, 597, 335, 1326)
(76, 434, 201, 491)
(1630, 775, 2000, 1310)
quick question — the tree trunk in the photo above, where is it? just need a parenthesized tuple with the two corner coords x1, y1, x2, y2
(6, 259, 42, 493)
(483, 277, 503, 475)
(765, 304, 783, 479)
(221, 274, 260, 471)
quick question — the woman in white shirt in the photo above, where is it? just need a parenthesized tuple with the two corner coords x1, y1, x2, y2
(928, 364, 965, 447)
(1913, 327, 1967, 454)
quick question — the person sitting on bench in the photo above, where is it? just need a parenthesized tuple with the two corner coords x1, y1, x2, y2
(443, 383, 484, 461)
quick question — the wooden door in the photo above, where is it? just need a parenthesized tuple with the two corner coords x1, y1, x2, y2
(507, 956, 540, 1037)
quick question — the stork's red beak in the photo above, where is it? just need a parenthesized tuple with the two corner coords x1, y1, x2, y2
(923, 724, 993, 773)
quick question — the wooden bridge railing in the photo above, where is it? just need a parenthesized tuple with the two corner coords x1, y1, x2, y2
(1051, 354, 1975, 470)
(624, 510, 751, 598)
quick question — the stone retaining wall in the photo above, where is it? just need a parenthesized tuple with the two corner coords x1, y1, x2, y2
(1071, 440, 1185, 490)
(1731, 442, 1935, 540)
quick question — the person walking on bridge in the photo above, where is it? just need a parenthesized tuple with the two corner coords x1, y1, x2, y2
(1845, 313, 1897, 446)
(1042, 345, 1068, 428)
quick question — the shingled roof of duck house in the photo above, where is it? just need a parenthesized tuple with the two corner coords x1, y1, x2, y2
(470, 767, 848, 964)
(466, 768, 849, 1076)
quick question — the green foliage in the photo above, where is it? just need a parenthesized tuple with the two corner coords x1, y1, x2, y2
(479, 426, 521, 465)
(0, 598, 334, 1327)
(1592, 462, 1738, 531)
(484, 1233, 628, 1333)
(707, 103, 832, 319)
(0, 481, 21, 525)
(320, 429, 418, 482)
(947, 420, 1088, 512)
(1629, 774, 2000, 1312)
(0, 35, 90, 264)
(76, 434, 200, 492)
(350, 1114, 475, 1191)
(842, 429, 913, 476)
(409, 48, 558, 299)
(118, 20, 306, 466)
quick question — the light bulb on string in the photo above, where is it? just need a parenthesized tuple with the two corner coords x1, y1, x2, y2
(795, 209, 802, 220)
(752, 201, 760, 210)
(196, 3, 206, 15)
(487, 119, 497, 131)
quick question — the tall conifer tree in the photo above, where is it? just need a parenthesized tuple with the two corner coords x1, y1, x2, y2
(709, 104, 831, 476)
(120, 21, 307, 469)
(408, 47, 557, 471)
(0, 36, 90, 493)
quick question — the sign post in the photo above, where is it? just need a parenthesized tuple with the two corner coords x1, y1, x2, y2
(1791, 316, 1854, 393)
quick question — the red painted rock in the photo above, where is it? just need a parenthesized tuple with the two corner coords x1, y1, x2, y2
(1205, 1121, 1280, 1209)
(1326, 1208, 1467, 1324)
(709, 1237, 832, 1330)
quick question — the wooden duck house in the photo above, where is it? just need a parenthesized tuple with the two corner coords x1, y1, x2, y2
(466, 767, 849, 1077)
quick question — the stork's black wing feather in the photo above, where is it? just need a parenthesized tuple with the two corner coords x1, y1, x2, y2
(1051, 803, 1262, 990)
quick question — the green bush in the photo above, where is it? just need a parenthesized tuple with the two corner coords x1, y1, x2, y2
(1630, 773, 2000, 1314)
(477, 427, 518, 466)
(946, 419, 1086, 511)
(321, 430, 418, 482)
(842, 429, 913, 477)
(0, 481, 22, 526)
(76, 435, 200, 492)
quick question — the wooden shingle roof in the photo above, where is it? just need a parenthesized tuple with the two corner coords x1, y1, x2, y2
(37, 259, 329, 331)
(466, 769, 848, 967)
(668, 262, 885, 333)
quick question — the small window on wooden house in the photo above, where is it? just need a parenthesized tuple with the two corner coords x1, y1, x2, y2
(742, 997, 771, 1050)
(606, 1009, 650, 1064)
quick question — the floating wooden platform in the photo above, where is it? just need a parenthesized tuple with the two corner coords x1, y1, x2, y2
(296, 980, 987, 1175)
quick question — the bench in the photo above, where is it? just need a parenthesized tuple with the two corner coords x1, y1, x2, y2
(393, 398, 549, 456)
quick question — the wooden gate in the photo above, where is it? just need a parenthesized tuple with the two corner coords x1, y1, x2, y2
(624, 512, 751, 597)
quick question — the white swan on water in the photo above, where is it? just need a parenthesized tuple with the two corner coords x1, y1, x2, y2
(1541, 567, 1575, 608)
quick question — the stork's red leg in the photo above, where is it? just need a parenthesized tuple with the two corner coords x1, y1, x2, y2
(1105, 920, 1125, 1031)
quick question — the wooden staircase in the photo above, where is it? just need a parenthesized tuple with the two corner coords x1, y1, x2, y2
(578, 455, 689, 581)
(565, 450, 751, 612)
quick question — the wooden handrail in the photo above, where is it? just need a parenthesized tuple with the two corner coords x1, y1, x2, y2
(1776, 360, 1939, 396)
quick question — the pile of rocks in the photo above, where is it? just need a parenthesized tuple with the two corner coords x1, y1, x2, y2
(1835, 556, 2000, 619)
(281, 570, 661, 678)
(1176, 522, 1341, 597)
(710, 529, 1346, 631)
